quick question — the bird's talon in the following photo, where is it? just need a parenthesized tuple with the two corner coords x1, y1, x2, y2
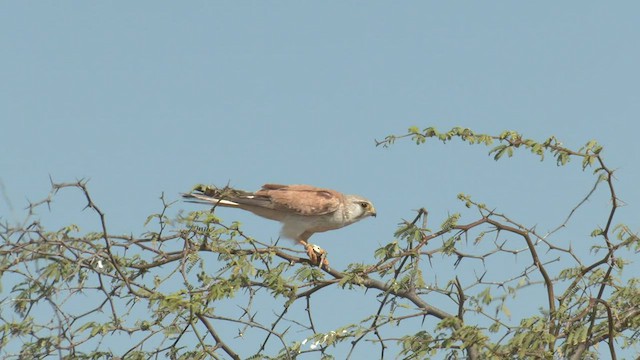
(305, 243, 329, 268)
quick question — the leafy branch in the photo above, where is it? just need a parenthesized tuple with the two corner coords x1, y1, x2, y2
(1, 127, 638, 359)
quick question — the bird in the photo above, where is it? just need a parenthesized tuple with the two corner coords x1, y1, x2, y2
(182, 183, 377, 267)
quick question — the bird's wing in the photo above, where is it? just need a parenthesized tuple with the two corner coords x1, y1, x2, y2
(256, 184, 343, 216)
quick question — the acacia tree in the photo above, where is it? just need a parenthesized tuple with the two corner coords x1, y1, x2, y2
(1, 127, 638, 359)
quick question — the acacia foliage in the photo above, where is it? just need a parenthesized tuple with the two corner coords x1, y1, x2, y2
(1, 127, 639, 359)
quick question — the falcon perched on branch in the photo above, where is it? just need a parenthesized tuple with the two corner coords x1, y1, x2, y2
(182, 184, 377, 268)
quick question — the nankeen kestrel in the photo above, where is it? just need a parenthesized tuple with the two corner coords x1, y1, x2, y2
(183, 184, 376, 267)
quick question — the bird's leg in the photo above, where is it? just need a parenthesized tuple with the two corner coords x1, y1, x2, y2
(299, 240, 329, 268)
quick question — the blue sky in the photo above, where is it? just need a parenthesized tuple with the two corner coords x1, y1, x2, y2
(2, 2, 639, 358)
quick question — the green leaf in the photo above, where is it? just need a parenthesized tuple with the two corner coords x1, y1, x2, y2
(478, 288, 492, 305)
(76, 321, 97, 333)
(489, 144, 508, 160)
(440, 213, 460, 231)
(501, 303, 511, 318)
(489, 321, 500, 333)
(144, 214, 156, 226)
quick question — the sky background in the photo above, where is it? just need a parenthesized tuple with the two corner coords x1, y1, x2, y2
(1, 2, 639, 358)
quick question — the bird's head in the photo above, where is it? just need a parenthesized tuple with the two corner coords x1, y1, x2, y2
(347, 195, 377, 220)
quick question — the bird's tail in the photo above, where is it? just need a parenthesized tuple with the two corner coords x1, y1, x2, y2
(182, 184, 255, 207)
(181, 192, 240, 207)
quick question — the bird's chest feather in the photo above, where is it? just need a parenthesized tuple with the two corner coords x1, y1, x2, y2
(300, 210, 354, 233)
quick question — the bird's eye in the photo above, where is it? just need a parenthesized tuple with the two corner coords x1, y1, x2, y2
(360, 203, 369, 209)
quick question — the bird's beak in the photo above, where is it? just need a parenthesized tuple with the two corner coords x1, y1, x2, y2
(370, 207, 377, 218)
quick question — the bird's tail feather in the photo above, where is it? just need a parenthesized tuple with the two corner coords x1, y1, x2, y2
(181, 192, 240, 207)
(182, 184, 270, 208)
